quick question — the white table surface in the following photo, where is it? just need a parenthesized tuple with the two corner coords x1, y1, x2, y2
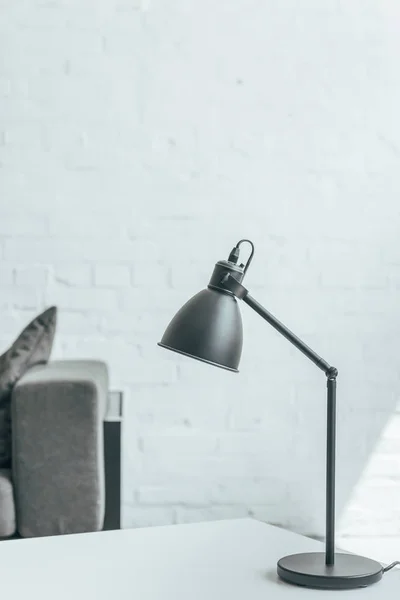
(0, 518, 398, 598)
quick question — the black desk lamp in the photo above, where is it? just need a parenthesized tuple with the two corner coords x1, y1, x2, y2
(158, 239, 383, 590)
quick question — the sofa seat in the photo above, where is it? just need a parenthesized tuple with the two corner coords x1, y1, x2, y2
(0, 469, 16, 538)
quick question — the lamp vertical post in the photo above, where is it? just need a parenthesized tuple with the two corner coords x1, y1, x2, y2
(326, 374, 337, 565)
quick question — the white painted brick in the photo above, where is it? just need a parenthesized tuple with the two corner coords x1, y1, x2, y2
(338, 508, 400, 536)
(132, 385, 230, 430)
(175, 359, 235, 386)
(121, 358, 178, 385)
(0, 34, 103, 81)
(140, 453, 277, 480)
(2, 124, 43, 152)
(0, 287, 42, 310)
(345, 479, 400, 512)
(94, 265, 130, 287)
(15, 266, 49, 286)
(99, 311, 166, 335)
(54, 265, 92, 287)
(119, 288, 189, 312)
(381, 414, 400, 439)
(0, 266, 14, 285)
(131, 262, 169, 287)
(210, 477, 287, 505)
(122, 506, 176, 529)
(56, 312, 101, 335)
(4, 239, 156, 263)
(362, 455, 400, 478)
(387, 266, 400, 290)
(7, 24, 103, 57)
(50, 335, 66, 360)
(0, 215, 47, 236)
(0, 78, 10, 97)
(61, 337, 141, 367)
(139, 433, 219, 455)
(129, 240, 161, 263)
(128, 217, 256, 254)
(136, 485, 212, 506)
(175, 505, 251, 525)
(48, 287, 118, 311)
(226, 390, 299, 434)
(377, 437, 400, 453)
(49, 216, 125, 238)
(0, 339, 10, 354)
(320, 269, 388, 291)
(115, 0, 148, 10)
(168, 262, 215, 291)
(247, 505, 291, 525)
(0, 311, 24, 335)
(217, 433, 288, 456)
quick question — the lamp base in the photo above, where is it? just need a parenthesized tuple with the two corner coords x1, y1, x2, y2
(277, 552, 383, 589)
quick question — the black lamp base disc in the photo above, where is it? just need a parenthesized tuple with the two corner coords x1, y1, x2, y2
(277, 552, 383, 589)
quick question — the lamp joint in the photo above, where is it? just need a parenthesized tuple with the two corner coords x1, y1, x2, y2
(326, 366, 338, 380)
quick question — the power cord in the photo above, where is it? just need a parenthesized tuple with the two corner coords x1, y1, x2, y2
(383, 561, 400, 573)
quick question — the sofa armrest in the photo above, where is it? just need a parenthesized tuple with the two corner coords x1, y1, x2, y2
(11, 360, 108, 538)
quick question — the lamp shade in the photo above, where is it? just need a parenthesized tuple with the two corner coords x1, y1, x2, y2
(158, 288, 243, 371)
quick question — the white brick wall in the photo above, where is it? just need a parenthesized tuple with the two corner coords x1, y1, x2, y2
(94, 265, 131, 287)
(1, 0, 400, 561)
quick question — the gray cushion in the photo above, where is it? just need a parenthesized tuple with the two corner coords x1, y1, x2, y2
(0, 469, 16, 538)
(12, 360, 107, 537)
(0, 306, 57, 467)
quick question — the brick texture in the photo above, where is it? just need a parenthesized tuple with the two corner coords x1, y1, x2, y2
(1, 0, 400, 562)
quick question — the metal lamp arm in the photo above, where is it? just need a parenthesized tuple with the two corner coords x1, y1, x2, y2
(220, 273, 338, 565)
(220, 274, 337, 377)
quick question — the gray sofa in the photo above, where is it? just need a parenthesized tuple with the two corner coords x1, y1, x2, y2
(0, 359, 118, 539)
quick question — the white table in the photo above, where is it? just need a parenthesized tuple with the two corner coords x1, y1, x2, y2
(0, 518, 398, 598)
